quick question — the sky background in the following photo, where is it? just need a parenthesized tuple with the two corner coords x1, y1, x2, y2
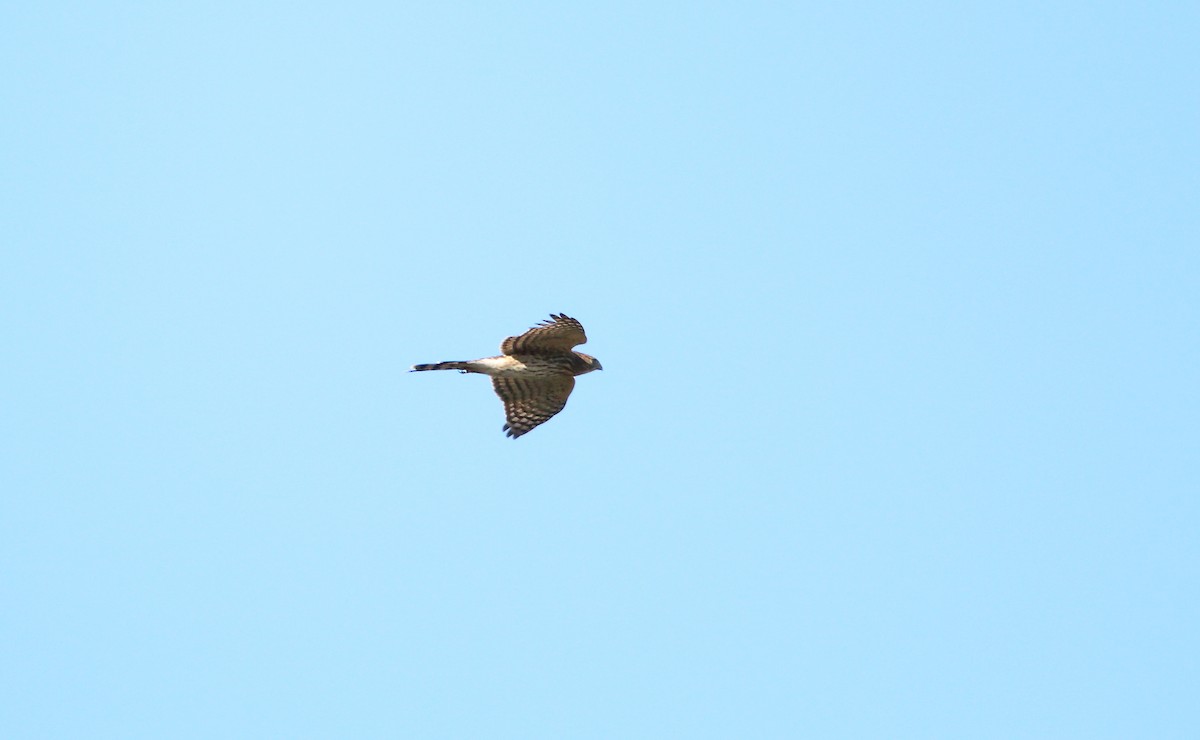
(2, 2, 1197, 738)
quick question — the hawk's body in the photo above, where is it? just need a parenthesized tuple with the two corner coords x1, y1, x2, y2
(411, 313, 602, 438)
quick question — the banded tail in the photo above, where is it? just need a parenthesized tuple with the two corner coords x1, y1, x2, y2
(411, 361, 474, 372)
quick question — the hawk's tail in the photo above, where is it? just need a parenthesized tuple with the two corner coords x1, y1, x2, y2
(410, 361, 473, 372)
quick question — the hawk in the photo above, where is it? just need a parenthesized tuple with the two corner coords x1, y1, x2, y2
(411, 313, 603, 438)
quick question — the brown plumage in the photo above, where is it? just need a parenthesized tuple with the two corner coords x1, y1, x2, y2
(411, 313, 603, 438)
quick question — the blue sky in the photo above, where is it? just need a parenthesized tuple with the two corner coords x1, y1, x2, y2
(2, 2, 1197, 737)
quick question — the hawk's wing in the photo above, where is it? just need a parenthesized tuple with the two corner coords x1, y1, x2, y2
(500, 313, 587, 356)
(492, 375, 575, 438)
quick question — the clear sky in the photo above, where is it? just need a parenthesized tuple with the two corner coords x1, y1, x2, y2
(2, 2, 1197, 738)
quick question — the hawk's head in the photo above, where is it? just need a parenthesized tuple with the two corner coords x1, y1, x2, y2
(572, 352, 603, 375)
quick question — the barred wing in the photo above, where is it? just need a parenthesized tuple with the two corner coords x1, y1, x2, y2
(492, 375, 575, 438)
(500, 313, 587, 356)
